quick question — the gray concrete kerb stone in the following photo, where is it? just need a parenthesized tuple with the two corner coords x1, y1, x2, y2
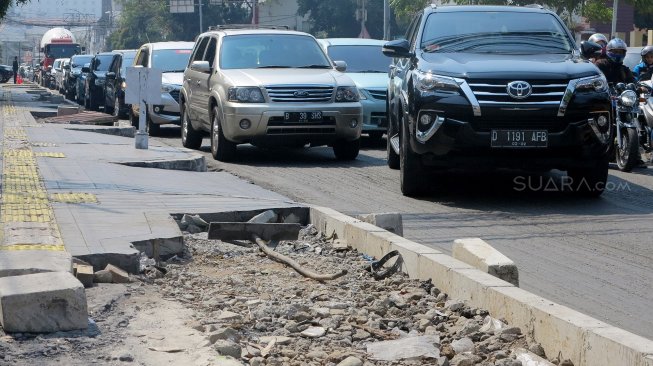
(0, 250, 72, 278)
(452, 237, 519, 286)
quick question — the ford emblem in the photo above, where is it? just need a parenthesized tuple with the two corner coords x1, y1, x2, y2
(506, 81, 532, 99)
(293, 90, 309, 98)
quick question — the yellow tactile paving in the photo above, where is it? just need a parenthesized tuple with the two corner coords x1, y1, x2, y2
(1, 101, 65, 250)
(50, 193, 98, 204)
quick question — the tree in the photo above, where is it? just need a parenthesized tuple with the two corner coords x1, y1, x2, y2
(0, 0, 31, 20)
(297, 0, 394, 39)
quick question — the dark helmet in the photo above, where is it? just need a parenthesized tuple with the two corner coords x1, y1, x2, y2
(606, 38, 628, 64)
(588, 33, 608, 46)
(641, 45, 653, 57)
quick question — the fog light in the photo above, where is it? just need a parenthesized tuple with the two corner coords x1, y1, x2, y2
(420, 114, 432, 126)
(239, 119, 251, 129)
(349, 119, 358, 128)
(153, 105, 162, 113)
(597, 115, 608, 127)
(415, 114, 445, 144)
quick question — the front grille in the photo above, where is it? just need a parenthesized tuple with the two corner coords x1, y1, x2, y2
(265, 85, 333, 102)
(468, 79, 568, 106)
(367, 89, 387, 100)
(169, 90, 180, 103)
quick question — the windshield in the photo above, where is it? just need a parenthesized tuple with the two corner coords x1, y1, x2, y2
(93, 55, 114, 72)
(326, 45, 388, 73)
(624, 52, 640, 71)
(45, 44, 81, 59)
(120, 51, 137, 74)
(421, 12, 573, 54)
(71, 55, 93, 68)
(220, 34, 331, 69)
(152, 49, 192, 72)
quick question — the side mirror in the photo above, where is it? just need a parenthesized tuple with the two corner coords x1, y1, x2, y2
(383, 39, 414, 58)
(190, 60, 210, 73)
(333, 60, 347, 72)
(106, 72, 116, 79)
(63, 64, 70, 70)
(580, 41, 602, 59)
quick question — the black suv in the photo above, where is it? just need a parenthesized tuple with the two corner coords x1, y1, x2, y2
(384, 5, 611, 196)
(104, 49, 137, 118)
(84, 52, 119, 111)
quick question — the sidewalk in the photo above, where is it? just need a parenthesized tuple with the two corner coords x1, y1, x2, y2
(0, 83, 300, 332)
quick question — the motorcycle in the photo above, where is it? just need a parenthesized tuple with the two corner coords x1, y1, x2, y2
(610, 82, 644, 172)
(638, 80, 653, 160)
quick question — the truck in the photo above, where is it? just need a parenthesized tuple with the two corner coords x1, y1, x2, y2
(38, 27, 82, 87)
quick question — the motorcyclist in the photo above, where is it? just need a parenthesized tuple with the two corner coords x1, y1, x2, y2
(633, 46, 653, 82)
(588, 33, 608, 63)
(595, 38, 635, 84)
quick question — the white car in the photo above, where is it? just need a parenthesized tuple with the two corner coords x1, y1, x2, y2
(130, 41, 194, 135)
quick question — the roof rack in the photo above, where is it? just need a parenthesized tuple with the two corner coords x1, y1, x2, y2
(208, 24, 290, 31)
(523, 4, 544, 9)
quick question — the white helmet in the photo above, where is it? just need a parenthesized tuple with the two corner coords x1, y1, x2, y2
(588, 33, 608, 46)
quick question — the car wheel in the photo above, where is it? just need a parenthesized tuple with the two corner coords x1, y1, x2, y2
(130, 109, 139, 128)
(211, 106, 237, 161)
(400, 112, 424, 196)
(387, 117, 399, 170)
(181, 104, 202, 149)
(146, 112, 161, 136)
(333, 138, 360, 160)
(567, 158, 609, 197)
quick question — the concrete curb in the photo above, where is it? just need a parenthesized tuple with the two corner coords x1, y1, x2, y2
(114, 155, 207, 172)
(65, 125, 136, 138)
(308, 206, 653, 366)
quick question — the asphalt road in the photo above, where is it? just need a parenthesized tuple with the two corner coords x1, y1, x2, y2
(153, 125, 653, 340)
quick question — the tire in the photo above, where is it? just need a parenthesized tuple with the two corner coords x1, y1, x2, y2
(387, 117, 399, 170)
(130, 109, 139, 128)
(615, 128, 638, 172)
(210, 106, 237, 161)
(568, 158, 609, 197)
(333, 138, 360, 160)
(400, 112, 424, 196)
(181, 104, 202, 149)
(146, 112, 161, 136)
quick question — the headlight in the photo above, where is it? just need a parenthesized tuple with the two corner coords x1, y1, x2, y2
(620, 90, 637, 107)
(415, 71, 459, 92)
(121, 81, 127, 90)
(94, 79, 105, 86)
(358, 89, 368, 100)
(161, 83, 176, 93)
(575, 75, 607, 92)
(228, 87, 264, 103)
(335, 86, 360, 102)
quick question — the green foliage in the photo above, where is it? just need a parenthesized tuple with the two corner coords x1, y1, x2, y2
(0, 0, 32, 20)
(297, 0, 394, 39)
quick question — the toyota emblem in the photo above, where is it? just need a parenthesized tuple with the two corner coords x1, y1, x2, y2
(506, 81, 532, 99)
(293, 90, 309, 97)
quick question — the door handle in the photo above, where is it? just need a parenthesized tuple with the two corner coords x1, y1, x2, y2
(196, 80, 201, 86)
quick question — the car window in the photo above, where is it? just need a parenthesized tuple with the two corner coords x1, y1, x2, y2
(327, 45, 388, 73)
(421, 11, 573, 54)
(93, 55, 114, 72)
(204, 38, 217, 67)
(151, 49, 192, 72)
(119, 52, 137, 75)
(135, 48, 148, 67)
(624, 52, 641, 71)
(220, 34, 331, 69)
(71, 55, 93, 68)
(191, 37, 209, 64)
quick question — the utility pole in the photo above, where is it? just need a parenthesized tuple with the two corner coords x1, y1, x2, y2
(611, 0, 618, 39)
(199, 0, 203, 33)
(383, 0, 390, 40)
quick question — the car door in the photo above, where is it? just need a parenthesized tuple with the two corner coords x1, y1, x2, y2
(186, 36, 209, 122)
(131, 46, 149, 116)
(198, 36, 217, 125)
(395, 14, 422, 116)
(105, 54, 121, 109)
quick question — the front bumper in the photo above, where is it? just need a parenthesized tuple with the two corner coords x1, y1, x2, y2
(221, 102, 362, 146)
(408, 91, 611, 170)
(148, 91, 181, 125)
(361, 98, 387, 132)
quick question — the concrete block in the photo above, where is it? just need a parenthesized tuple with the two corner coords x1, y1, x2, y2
(362, 231, 397, 260)
(208, 222, 301, 241)
(356, 212, 404, 236)
(309, 206, 359, 240)
(0, 250, 72, 278)
(105, 264, 130, 283)
(583, 326, 653, 366)
(452, 238, 519, 286)
(74, 264, 94, 288)
(57, 105, 80, 116)
(387, 238, 441, 278)
(0, 271, 87, 332)
(343, 221, 386, 249)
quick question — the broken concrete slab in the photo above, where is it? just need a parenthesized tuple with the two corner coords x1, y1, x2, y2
(0, 271, 87, 332)
(105, 264, 130, 283)
(57, 105, 80, 116)
(356, 212, 403, 236)
(453, 238, 519, 286)
(208, 222, 301, 241)
(74, 264, 94, 288)
(0, 250, 72, 278)
(366, 335, 440, 361)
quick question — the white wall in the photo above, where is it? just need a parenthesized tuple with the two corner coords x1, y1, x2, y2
(258, 0, 311, 32)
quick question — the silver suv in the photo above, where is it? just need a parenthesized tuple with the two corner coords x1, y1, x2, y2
(180, 26, 363, 161)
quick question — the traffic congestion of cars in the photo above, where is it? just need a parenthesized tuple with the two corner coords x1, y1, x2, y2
(20, 4, 653, 197)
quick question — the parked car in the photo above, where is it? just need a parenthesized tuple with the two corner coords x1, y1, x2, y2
(84, 52, 120, 111)
(180, 26, 363, 161)
(0, 65, 13, 83)
(104, 49, 137, 118)
(383, 5, 611, 196)
(130, 42, 194, 135)
(50, 58, 64, 89)
(318, 38, 389, 142)
(66, 54, 93, 101)
(56, 58, 70, 93)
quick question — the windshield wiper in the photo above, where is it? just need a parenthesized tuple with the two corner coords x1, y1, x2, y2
(163, 69, 186, 73)
(298, 64, 332, 69)
(256, 65, 292, 69)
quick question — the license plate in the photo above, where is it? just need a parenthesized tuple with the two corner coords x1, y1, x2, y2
(491, 130, 548, 148)
(284, 111, 322, 123)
